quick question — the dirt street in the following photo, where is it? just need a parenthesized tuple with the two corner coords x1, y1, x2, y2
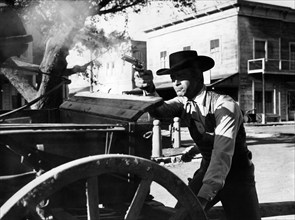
(150, 123, 295, 219)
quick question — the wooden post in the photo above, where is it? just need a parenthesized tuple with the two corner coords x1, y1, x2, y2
(278, 90, 282, 122)
(262, 72, 266, 124)
(172, 117, 181, 149)
(152, 120, 162, 158)
(252, 79, 255, 111)
(273, 87, 277, 115)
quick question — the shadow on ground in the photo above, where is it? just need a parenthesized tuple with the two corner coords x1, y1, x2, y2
(246, 134, 295, 146)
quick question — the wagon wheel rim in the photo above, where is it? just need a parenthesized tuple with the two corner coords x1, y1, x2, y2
(0, 154, 207, 220)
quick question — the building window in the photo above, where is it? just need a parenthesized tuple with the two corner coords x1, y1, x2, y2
(160, 51, 167, 68)
(210, 39, 219, 52)
(210, 39, 220, 63)
(134, 51, 143, 62)
(255, 91, 273, 113)
(183, 46, 191, 51)
(288, 91, 295, 112)
(290, 42, 295, 70)
(254, 39, 267, 59)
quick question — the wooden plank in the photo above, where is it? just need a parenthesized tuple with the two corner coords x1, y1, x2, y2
(3, 117, 32, 123)
(0, 123, 126, 131)
(69, 94, 162, 112)
(60, 110, 129, 124)
(75, 91, 162, 102)
(70, 96, 156, 111)
(62, 101, 142, 122)
(60, 92, 163, 122)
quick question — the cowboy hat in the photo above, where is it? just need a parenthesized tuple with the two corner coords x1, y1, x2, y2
(156, 50, 214, 75)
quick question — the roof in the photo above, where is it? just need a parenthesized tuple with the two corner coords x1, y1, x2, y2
(144, 0, 295, 34)
(207, 73, 238, 87)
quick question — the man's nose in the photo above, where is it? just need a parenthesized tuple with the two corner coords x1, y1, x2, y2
(174, 79, 181, 85)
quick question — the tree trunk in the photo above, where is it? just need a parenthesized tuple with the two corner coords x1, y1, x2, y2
(0, 27, 77, 110)
(0, 58, 38, 104)
(34, 38, 69, 109)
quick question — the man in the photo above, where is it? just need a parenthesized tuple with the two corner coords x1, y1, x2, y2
(134, 50, 261, 220)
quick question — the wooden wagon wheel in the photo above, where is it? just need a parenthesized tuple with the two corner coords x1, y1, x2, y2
(0, 154, 207, 220)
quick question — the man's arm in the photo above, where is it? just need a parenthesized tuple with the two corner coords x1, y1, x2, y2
(63, 61, 92, 76)
(197, 96, 243, 202)
(134, 70, 184, 118)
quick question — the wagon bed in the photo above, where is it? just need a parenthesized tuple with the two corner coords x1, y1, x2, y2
(0, 92, 207, 220)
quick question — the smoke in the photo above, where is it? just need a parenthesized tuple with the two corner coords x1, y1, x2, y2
(19, 1, 133, 63)
(66, 13, 133, 93)
(16, 1, 138, 94)
(20, 0, 91, 63)
(65, 11, 132, 65)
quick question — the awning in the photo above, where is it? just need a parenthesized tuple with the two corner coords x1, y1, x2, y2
(154, 73, 239, 89)
(154, 81, 173, 89)
(123, 73, 239, 95)
(207, 73, 238, 87)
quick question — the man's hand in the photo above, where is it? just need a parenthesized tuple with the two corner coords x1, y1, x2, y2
(72, 65, 85, 73)
(181, 145, 200, 162)
(134, 69, 155, 93)
(72, 61, 92, 73)
(64, 61, 93, 76)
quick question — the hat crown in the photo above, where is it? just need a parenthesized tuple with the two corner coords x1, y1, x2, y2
(156, 50, 214, 75)
(169, 50, 198, 67)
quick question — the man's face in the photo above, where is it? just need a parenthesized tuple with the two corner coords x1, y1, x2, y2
(170, 68, 203, 99)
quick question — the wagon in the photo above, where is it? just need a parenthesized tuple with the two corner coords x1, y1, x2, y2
(0, 92, 208, 220)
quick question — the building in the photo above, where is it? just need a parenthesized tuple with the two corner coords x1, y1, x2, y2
(96, 40, 147, 94)
(144, 0, 295, 123)
(68, 40, 147, 95)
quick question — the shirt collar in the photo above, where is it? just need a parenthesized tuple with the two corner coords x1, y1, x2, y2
(192, 85, 207, 106)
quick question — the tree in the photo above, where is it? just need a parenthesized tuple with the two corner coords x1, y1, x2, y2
(0, 0, 196, 111)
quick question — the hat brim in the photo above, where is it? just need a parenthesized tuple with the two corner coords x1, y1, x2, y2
(156, 56, 214, 75)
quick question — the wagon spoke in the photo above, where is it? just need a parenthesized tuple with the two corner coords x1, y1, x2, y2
(86, 177, 100, 220)
(169, 207, 189, 220)
(51, 208, 80, 220)
(124, 177, 153, 220)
